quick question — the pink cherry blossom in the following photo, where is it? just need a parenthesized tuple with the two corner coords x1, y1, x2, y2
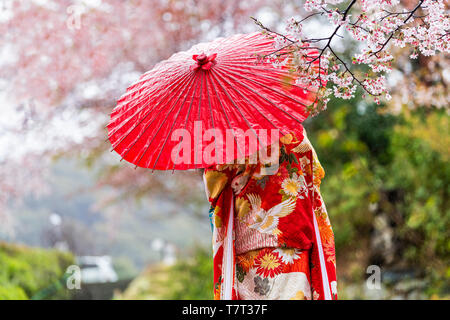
(255, 0, 449, 113)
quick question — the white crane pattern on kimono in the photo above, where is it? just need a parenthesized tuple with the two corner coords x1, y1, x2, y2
(246, 193, 296, 236)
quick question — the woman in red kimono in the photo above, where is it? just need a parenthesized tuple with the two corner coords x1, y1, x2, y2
(203, 125, 337, 300)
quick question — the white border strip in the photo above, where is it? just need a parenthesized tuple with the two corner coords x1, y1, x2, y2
(312, 206, 332, 300)
(222, 194, 234, 300)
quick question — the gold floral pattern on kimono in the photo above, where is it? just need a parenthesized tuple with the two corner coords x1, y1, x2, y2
(204, 125, 337, 300)
(236, 247, 312, 300)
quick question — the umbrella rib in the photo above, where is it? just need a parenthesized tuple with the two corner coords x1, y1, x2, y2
(209, 70, 262, 155)
(120, 73, 197, 164)
(213, 67, 306, 125)
(212, 69, 289, 148)
(212, 69, 278, 128)
(204, 71, 220, 166)
(212, 69, 291, 140)
(152, 72, 202, 171)
(124, 64, 194, 98)
(169, 71, 205, 171)
(109, 33, 323, 169)
(214, 57, 314, 89)
(219, 63, 318, 94)
(194, 71, 204, 169)
(109, 72, 192, 140)
(120, 66, 186, 97)
(222, 62, 320, 91)
(109, 73, 192, 149)
(110, 71, 191, 127)
(214, 65, 313, 109)
(206, 71, 245, 160)
(111, 73, 195, 154)
(135, 73, 200, 169)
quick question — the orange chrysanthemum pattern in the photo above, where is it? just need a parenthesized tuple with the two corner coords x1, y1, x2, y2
(205, 126, 337, 300)
(253, 249, 284, 278)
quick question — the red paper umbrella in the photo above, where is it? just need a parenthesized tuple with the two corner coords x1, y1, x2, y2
(108, 32, 324, 170)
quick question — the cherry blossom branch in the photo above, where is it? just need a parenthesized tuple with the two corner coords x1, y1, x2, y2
(371, 0, 425, 57)
(253, 0, 449, 112)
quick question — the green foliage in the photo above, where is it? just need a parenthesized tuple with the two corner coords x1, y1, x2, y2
(0, 242, 75, 300)
(161, 247, 213, 300)
(306, 101, 449, 297)
(118, 247, 213, 300)
(113, 256, 139, 280)
(0, 285, 28, 300)
(382, 111, 450, 295)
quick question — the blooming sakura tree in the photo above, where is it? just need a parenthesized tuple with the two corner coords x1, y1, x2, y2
(0, 0, 276, 108)
(0, 0, 302, 229)
(253, 0, 449, 114)
(0, 0, 447, 231)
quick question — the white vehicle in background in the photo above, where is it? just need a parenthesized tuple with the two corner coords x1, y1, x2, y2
(76, 256, 118, 284)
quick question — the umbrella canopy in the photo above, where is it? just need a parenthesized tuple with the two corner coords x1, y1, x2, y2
(107, 32, 324, 170)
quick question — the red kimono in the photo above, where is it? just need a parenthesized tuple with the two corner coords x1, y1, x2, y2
(204, 126, 337, 300)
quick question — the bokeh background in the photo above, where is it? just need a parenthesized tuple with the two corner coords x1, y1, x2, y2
(0, 0, 448, 300)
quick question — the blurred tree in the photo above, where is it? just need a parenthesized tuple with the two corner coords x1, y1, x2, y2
(0, 241, 74, 300)
(117, 246, 213, 300)
(0, 0, 305, 226)
(0, 0, 448, 299)
(306, 101, 449, 298)
(252, 0, 449, 112)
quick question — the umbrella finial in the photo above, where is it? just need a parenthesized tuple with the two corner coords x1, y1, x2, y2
(196, 53, 208, 65)
(192, 53, 217, 70)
